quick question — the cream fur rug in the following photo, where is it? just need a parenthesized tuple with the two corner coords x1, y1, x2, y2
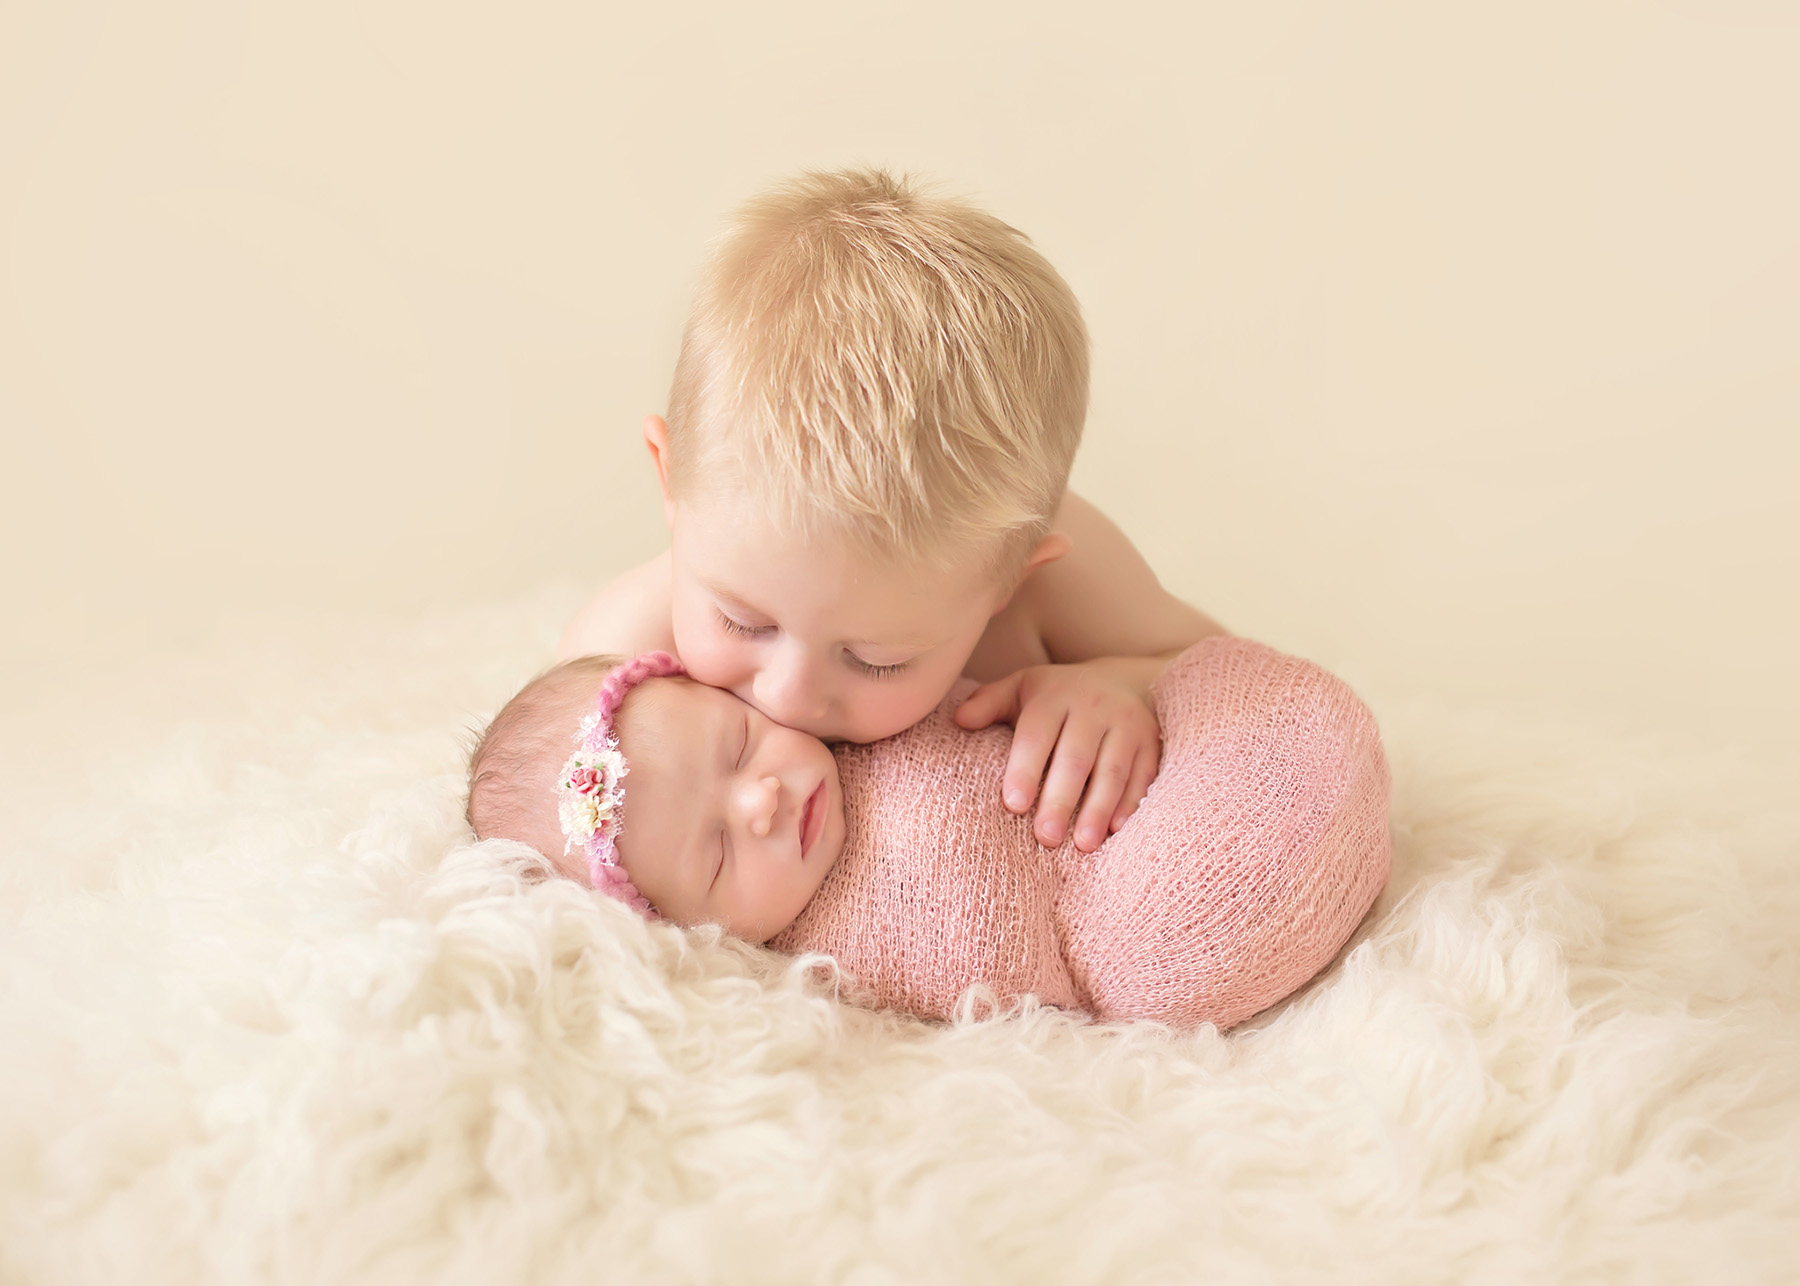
(3, 590, 1797, 1284)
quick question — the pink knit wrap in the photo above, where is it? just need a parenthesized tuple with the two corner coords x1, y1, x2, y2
(770, 637, 1391, 1029)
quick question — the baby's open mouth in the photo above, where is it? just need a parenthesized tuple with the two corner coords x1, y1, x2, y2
(799, 780, 826, 859)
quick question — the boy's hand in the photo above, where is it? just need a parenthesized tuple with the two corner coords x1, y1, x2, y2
(954, 656, 1165, 853)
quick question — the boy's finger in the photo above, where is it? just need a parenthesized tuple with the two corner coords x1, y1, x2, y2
(1073, 733, 1135, 852)
(1001, 702, 1065, 814)
(1111, 743, 1160, 832)
(954, 672, 1024, 730)
(1032, 721, 1100, 847)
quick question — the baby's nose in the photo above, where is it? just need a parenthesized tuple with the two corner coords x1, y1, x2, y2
(739, 775, 781, 837)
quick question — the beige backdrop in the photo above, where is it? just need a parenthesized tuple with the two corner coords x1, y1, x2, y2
(3, 1, 1796, 753)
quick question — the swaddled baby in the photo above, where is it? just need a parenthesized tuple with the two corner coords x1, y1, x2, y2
(467, 638, 1390, 1029)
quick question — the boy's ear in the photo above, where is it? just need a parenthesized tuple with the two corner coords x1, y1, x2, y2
(643, 415, 676, 522)
(994, 530, 1072, 612)
(1024, 530, 1073, 574)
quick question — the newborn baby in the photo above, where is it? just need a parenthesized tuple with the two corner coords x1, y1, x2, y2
(468, 638, 1390, 1029)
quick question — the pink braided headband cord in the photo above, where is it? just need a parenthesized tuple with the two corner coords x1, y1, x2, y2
(556, 650, 686, 918)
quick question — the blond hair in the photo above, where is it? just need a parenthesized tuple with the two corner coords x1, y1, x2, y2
(665, 168, 1089, 573)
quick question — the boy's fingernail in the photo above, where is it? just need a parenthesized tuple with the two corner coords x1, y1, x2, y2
(1006, 789, 1027, 810)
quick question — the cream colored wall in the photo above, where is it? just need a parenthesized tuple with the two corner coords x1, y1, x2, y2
(3, 1, 1795, 752)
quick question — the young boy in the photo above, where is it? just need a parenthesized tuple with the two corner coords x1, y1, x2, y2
(560, 169, 1224, 854)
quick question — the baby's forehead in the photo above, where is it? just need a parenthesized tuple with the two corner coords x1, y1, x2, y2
(628, 673, 732, 720)
(617, 676, 739, 762)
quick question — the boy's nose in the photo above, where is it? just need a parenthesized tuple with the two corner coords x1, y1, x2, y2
(755, 652, 832, 726)
(733, 775, 781, 839)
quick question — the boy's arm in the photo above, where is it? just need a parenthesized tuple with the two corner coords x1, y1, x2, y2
(557, 550, 678, 661)
(955, 492, 1226, 853)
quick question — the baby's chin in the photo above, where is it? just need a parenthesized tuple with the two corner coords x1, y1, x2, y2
(716, 903, 801, 946)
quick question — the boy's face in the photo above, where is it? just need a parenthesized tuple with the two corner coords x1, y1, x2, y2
(666, 485, 1006, 745)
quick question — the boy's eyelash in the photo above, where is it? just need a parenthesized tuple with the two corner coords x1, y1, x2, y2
(852, 656, 910, 680)
(715, 604, 906, 677)
(715, 609, 771, 638)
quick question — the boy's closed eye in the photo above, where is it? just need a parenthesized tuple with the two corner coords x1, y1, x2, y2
(847, 653, 911, 679)
(717, 597, 912, 680)
(715, 608, 772, 638)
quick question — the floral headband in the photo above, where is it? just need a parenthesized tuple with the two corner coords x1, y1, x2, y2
(557, 650, 686, 917)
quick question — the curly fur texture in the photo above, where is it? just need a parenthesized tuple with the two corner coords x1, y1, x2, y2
(2, 591, 1796, 1283)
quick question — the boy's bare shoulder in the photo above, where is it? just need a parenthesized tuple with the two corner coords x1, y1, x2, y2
(993, 491, 1225, 667)
(558, 550, 677, 660)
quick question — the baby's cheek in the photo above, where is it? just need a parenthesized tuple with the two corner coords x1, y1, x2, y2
(736, 869, 802, 943)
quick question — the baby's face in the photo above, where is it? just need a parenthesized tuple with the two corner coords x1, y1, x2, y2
(614, 676, 847, 942)
(665, 486, 1006, 745)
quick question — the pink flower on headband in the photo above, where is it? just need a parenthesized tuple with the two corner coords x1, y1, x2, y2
(568, 766, 603, 796)
(556, 718, 628, 860)
(557, 650, 687, 918)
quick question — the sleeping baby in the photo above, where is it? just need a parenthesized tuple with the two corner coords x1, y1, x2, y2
(466, 637, 1390, 1029)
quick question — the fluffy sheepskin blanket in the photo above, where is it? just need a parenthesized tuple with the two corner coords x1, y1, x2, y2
(3, 589, 1797, 1284)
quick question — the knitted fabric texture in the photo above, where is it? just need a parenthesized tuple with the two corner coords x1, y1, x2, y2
(770, 637, 1392, 1028)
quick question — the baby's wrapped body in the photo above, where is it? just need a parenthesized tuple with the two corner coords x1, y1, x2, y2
(772, 637, 1392, 1029)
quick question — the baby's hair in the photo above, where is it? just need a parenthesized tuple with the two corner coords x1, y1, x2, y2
(466, 653, 624, 882)
(666, 167, 1090, 575)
